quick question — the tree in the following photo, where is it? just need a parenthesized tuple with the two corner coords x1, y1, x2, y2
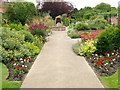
(95, 3, 111, 12)
(37, 0, 74, 19)
(5, 2, 36, 25)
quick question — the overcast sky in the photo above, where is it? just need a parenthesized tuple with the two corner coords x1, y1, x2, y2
(27, 0, 120, 9)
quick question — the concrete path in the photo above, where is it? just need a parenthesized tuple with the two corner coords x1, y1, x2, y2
(21, 31, 104, 88)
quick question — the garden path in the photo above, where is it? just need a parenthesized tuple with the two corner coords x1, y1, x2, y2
(21, 31, 104, 88)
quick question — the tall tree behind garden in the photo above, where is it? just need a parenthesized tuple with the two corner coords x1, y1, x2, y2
(5, 2, 36, 25)
(37, 0, 74, 19)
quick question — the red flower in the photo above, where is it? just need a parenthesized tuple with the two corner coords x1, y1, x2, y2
(114, 55, 117, 56)
(94, 57, 98, 60)
(104, 53, 108, 55)
(20, 68, 25, 70)
(109, 58, 113, 60)
(97, 60, 102, 66)
(88, 54, 92, 55)
(109, 52, 112, 54)
(16, 66, 20, 69)
(103, 58, 107, 60)
(108, 60, 110, 62)
(81, 35, 87, 38)
(11, 61, 15, 63)
(25, 57, 30, 60)
(118, 54, 120, 56)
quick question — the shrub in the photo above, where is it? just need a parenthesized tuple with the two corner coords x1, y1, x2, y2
(88, 16, 109, 30)
(20, 30, 34, 43)
(73, 40, 96, 56)
(67, 28, 80, 38)
(29, 23, 48, 37)
(96, 26, 120, 54)
(0, 28, 40, 63)
(5, 2, 36, 25)
(74, 23, 90, 31)
(6, 23, 24, 31)
(32, 36, 43, 49)
(21, 42, 40, 57)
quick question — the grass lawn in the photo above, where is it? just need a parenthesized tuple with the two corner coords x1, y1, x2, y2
(99, 67, 120, 89)
(0, 62, 21, 89)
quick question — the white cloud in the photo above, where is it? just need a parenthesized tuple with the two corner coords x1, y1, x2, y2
(27, 0, 120, 9)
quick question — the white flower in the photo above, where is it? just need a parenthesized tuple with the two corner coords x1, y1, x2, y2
(113, 59, 116, 61)
(22, 65, 25, 67)
(25, 66, 27, 67)
(20, 58, 23, 61)
(95, 54, 98, 56)
(13, 63, 16, 65)
(107, 54, 110, 57)
(112, 53, 114, 55)
(21, 61, 24, 63)
(106, 63, 108, 65)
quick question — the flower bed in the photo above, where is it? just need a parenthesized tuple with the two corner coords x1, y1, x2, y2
(85, 49, 120, 76)
(6, 57, 36, 81)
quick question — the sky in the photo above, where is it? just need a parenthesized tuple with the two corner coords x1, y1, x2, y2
(27, 0, 120, 9)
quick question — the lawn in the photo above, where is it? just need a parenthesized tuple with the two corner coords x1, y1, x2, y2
(0, 62, 21, 89)
(99, 67, 120, 89)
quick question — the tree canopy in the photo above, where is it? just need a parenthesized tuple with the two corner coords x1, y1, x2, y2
(37, 0, 74, 19)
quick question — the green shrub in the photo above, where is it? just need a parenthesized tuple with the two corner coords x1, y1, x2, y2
(89, 16, 109, 30)
(96, 26, 120, 54)
(5, 2, 36, 25)
(21, 42, 40, 57)
(32, 36, 43, 49)
(3, 38, 21, 50)
(74, 23, 90, 31)
(69, 34, 80, 38)
(0, 28, 40, 63)
(20, 30, 34, 43)
(7, 23, 24, 31)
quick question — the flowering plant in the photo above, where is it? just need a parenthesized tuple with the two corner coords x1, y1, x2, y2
(86, 48, 120, 76)
(29, 23, 48, 37)
(11, 57, 31, 77)
(81, 30, 103, 41)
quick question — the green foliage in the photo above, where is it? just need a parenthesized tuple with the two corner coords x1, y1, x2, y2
(62, 14, 71, 26)
(74, 23, 90, 31)
(34, 29, 46, 37)
(5, 23, 24, 31)
(73, 40, 96, 56)
(32, 36, 43, 49)
(89, 16, 109, 30)
(5, 2, 36, 25)
(99, 68, 119, 88)
(0, 28, 40, 63)
(96, 26, 120, 54)
(22, 42, 40, 57)
(1, 62, 21, 88)
(20, 30, 34, 43)
(67, 28, 80, 38)
(95, 3, 111, 12)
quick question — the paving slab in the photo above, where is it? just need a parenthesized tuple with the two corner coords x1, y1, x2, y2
(21, 31, 104, 88)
